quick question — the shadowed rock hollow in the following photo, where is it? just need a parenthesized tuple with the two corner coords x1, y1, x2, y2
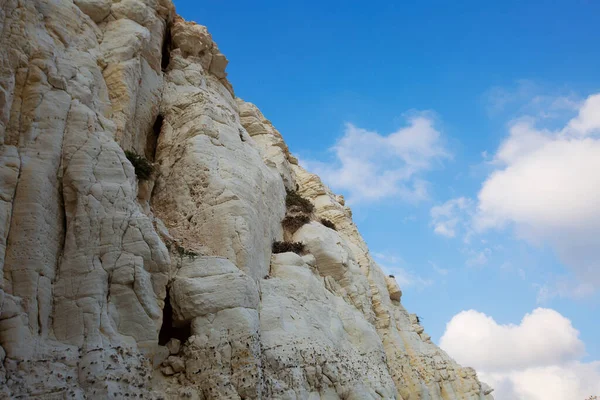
(0, 0, 494, 399)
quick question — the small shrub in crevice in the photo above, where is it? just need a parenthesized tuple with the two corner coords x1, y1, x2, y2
(166, 241, 198, 258)
(320, 218, 337, 231)
(125, 150, 154, 181)
(285, 190, 314, 213)
(282, 215, 310, 232)
(388, 274, 395, 278)
(272, 241, 304, 255)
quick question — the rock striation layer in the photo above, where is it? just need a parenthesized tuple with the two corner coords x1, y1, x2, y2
(0, 1, 494, 399)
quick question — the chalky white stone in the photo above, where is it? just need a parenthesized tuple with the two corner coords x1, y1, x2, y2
(0, 0, 494, 398)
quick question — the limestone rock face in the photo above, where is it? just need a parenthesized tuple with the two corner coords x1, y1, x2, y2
(237, 99, 296, 189)
(0, 1, 494, 399)
(261, 252, 397, 399)
(151, 31, 286, 281)
(292, 222, 375, 322)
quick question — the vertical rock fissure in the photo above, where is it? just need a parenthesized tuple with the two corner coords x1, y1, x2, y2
(161, 21, 172, 72)
(146, 113, 163, 162)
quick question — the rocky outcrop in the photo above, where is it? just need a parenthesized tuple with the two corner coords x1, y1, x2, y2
(0, 0, 493, 399)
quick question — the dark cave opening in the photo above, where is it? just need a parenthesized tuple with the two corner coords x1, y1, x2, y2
(146, 113, 163, 162)
(158, 289, 191, 346)
(161, 23, 172, 71)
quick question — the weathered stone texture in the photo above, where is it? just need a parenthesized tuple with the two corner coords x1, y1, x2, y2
(0, 1, 494, 399)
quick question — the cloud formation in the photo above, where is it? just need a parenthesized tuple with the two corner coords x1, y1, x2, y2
(431, 93, 600, 287)
(440, 308, 600, 400)
(535, 279, 596, 304)
(484, 80, 580, 119)
(430, 197, 474, 238)
(306, 113, 449, 203)
(440, 308, 584, 371)
(474, 93, 600, 287)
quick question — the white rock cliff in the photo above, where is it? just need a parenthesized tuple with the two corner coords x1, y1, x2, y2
(0, 1, 494, 399)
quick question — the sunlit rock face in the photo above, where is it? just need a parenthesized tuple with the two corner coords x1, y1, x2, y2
(0, 0, 493, 399)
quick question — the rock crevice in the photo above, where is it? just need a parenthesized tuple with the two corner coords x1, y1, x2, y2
(0, 1, 494, 399)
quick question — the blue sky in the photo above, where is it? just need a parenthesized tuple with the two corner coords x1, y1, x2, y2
(175, 1, 600, 397)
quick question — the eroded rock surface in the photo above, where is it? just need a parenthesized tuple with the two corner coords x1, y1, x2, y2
(0, 0, 494, 399)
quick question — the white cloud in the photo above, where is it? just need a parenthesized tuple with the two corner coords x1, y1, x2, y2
(430, 197, 474, 238)
(440, 308, 600, 400)
(465, 248, 490, 267)
(485, 80, 580, 119)
(430, 199, 495, 268)
(440, 308, 584, 371)
(306, 113, 449, 203)
(564, 94, 600, 136)
(474, 93, 600, 288)
(480, 362, 600, 400)
(535, 279, 596, 304)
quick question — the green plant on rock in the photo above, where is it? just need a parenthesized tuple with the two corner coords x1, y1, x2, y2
(320, 218, 336, 231)
(285, 189, 314, 213)
(282, 215, 310, 233)
(125, 150, 154, 181)
(272, 241, 305, 255)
